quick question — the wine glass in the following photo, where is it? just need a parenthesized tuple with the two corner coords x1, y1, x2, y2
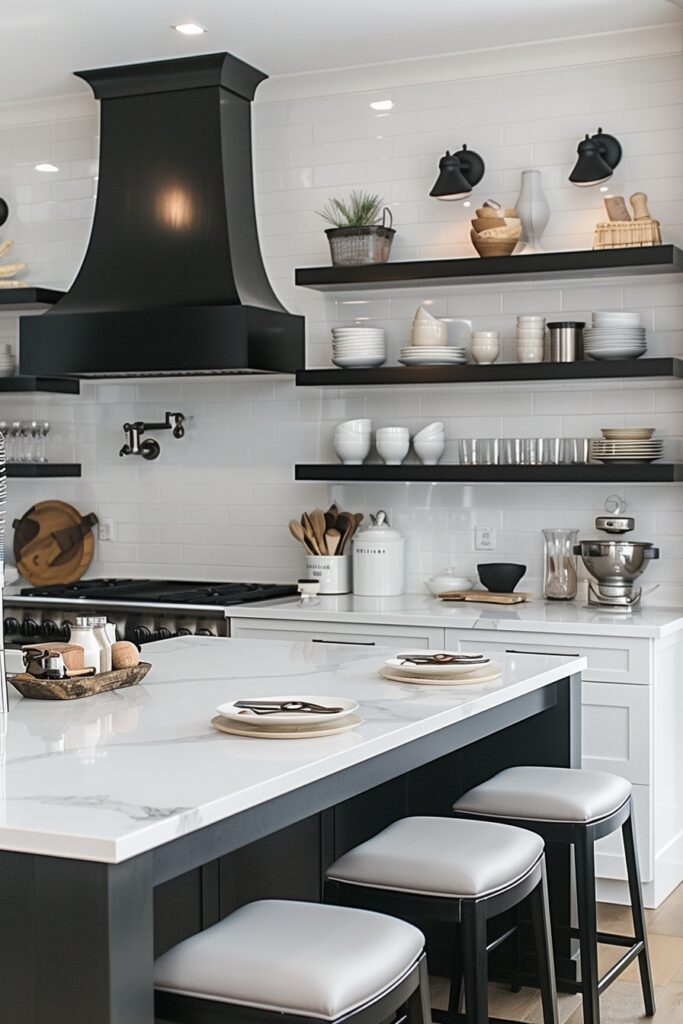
(40, 421, 50, 463)
(9, 422, 20, 463)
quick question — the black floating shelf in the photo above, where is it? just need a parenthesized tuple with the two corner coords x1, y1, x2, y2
(295, 464, 683, 484)
(0, 288, 64, 310)
(6, 463, 81, 478)
(0, 375, 79, 394)
(296, 357, 683, 388)
(296, 245, 683, 291)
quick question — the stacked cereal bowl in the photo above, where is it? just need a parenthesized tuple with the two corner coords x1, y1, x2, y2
(331, 326, 386, 368)
(333, 419, 372, 465)
(399, 306, 466, 366)
(412, 422, 446, 465)
(516, 316, 546, 363)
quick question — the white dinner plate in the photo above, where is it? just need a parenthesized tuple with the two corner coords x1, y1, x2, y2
(216, 694, 359, 726)
(333, 355, 387, 368)
(385, 650, 491, 678)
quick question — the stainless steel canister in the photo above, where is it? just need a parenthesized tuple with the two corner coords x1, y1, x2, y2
(547, 321, 585, 362)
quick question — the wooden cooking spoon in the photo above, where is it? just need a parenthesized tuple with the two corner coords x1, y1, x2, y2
(289, 519, 314, 553)
(325, 528, 341, 556)
(301, 513, 321, 555)
(335, 512, 355, 555)
(310, 508, 327, 555)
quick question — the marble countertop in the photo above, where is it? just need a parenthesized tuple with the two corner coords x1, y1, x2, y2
(0, 636, 585, 864)
(225, 593, 683, 639)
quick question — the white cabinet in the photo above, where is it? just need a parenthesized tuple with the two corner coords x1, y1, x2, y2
(582, 682, 651, 785)
(229, 617, 446, 650)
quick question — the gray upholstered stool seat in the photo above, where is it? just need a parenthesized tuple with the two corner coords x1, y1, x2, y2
(453, 766, 632, 823)
(154, 899, 425, 1022)
(326, 815, 544, 897)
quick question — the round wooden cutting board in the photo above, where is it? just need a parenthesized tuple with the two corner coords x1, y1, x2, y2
(13, 500, 97, 586)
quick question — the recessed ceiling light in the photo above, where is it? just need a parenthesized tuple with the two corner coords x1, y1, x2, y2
(35, 163, 59, 173)
(172, 22, 206, 35)
(370, 100, 393, 111)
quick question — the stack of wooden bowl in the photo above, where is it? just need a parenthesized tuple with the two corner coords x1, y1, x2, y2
(470, 206, 521, 258)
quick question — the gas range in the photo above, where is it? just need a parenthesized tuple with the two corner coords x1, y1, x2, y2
(4, 578, 298, 647)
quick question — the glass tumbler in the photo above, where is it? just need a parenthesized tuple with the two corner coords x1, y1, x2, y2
(542, 528, 579, 600)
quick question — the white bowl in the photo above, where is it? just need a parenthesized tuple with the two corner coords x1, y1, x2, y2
(517, 349, 545, 363)
(516, 330, 545, 340)
(517, 316, 546, 324)
(414, 421, 445, 441)
(425, 574, 473, 596)
(411, 319, 448, 347)
(333, 355, 386, 368)
(333, 433, 371, 465)
(413, 436, 446, 465)
(471, 331, 499, 340)
(376, 427, 410, 440)
(336, 419, 372, 434)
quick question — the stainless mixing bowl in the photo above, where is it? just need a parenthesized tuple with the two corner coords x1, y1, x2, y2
(573, 540, 659, 584)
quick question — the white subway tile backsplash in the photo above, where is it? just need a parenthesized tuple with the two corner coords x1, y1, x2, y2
(0, 49, 680, 599)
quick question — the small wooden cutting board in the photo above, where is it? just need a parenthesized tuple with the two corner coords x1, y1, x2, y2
(437, 590, 532, 605)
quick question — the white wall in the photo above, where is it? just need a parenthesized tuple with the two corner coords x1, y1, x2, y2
(0, 29, 682, 600)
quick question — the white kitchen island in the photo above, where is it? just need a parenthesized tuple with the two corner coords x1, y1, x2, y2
(0, 636, 584, 1024)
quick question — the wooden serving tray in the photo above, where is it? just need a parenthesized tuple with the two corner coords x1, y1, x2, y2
(9, 662, 151, 700)
(437, 590, 532, 605)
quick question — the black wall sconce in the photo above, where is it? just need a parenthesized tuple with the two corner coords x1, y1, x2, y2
(569, 128, 622, 187)
(430, 145, 485, 201)
(0, 198, 8, 227)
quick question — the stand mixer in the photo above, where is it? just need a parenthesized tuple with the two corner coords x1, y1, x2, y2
(574, 498, 659, 610)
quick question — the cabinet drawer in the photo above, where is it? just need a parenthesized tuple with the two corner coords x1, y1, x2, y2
(582, 682, 651, 784)
(446, 627, 651, 685)
(229, 618, 445, 649)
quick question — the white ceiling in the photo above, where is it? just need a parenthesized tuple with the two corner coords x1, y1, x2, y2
(1, 0, 680, 103)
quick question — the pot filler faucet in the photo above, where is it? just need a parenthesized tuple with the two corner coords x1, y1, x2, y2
(119, 411, 185, 461)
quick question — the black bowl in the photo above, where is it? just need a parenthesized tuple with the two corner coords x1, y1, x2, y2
(477, 562, 527, 593)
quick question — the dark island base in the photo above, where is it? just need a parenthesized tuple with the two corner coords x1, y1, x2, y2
(0, 674, 580, 1024)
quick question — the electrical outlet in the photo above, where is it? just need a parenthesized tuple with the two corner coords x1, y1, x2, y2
(474, 526, 496, 551)
(98, 518, 115, 542)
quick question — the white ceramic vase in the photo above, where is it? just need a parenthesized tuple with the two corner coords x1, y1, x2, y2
(515, 169, 550, 254)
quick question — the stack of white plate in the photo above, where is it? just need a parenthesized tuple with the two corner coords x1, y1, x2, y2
(591, 428, 662, 463)
(584, 312, 647, 361)
(399, 346, 467, 366)
(331, 327, 386, 368)
(379, 650, 500, 685)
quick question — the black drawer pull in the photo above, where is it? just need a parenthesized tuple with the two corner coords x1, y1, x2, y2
(505, 648, 580, 657)
(311, 638, 376, 646)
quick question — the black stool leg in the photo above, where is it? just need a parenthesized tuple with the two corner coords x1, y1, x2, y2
(509, 903, 523, 992)
(622, 809, 656, 1016)
(447, 923, 463, 1020)
(460, 900, 489, 1024)
(574, 833, 601, 1024)
(406, 955, 433, 1024)
(529, 860, 560, 1024)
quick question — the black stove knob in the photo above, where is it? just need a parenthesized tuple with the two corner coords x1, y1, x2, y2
(4, 617, 20, 636)
(196, 628, 216, 637)
(133, 626, 153, 646)
(175, 627, 192, 637)
(156, 626, 172, 641)
(40, 619, 61, 639)
(22, 619, 39, 637)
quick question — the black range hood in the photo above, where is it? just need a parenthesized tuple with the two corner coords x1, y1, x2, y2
(20, 52, 304, 378)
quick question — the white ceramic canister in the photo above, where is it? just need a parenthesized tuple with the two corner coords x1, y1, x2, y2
(68, 615, 102, 672)
(304, 554, 351, 595)
(352, 510, 405, 596)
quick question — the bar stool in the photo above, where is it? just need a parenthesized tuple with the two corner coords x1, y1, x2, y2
(154, 899, 431, 1024)
(453, 766, 655, 1024)
(325, 816, 559, 1024)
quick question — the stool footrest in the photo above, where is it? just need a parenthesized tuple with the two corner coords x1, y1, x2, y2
(569, 927, 637, 949)
(485, 924, 518, 956)
(597, 942, 645, 994)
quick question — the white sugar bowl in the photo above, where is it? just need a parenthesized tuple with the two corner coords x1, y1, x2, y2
(352, 510, 405, 596)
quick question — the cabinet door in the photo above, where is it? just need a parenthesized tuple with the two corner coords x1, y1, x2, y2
(582, 682, 651, 785)
(229, 617, 445, 649)
(446, 628, 651, 685)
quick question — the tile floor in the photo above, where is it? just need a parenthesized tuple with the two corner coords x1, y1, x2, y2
(431, 884, 683, 1022)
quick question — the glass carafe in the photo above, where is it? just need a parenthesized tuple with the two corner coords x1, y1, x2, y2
(542, 528, 579, 600)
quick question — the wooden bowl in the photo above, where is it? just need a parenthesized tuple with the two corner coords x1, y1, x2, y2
(471, 216, 506, 232)
(475, 207, 501, 219)
(470, 230, 517, 258)
(9, 662, 151, 700)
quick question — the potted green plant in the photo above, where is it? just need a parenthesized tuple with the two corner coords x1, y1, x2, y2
(317, 190, 395, 266)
